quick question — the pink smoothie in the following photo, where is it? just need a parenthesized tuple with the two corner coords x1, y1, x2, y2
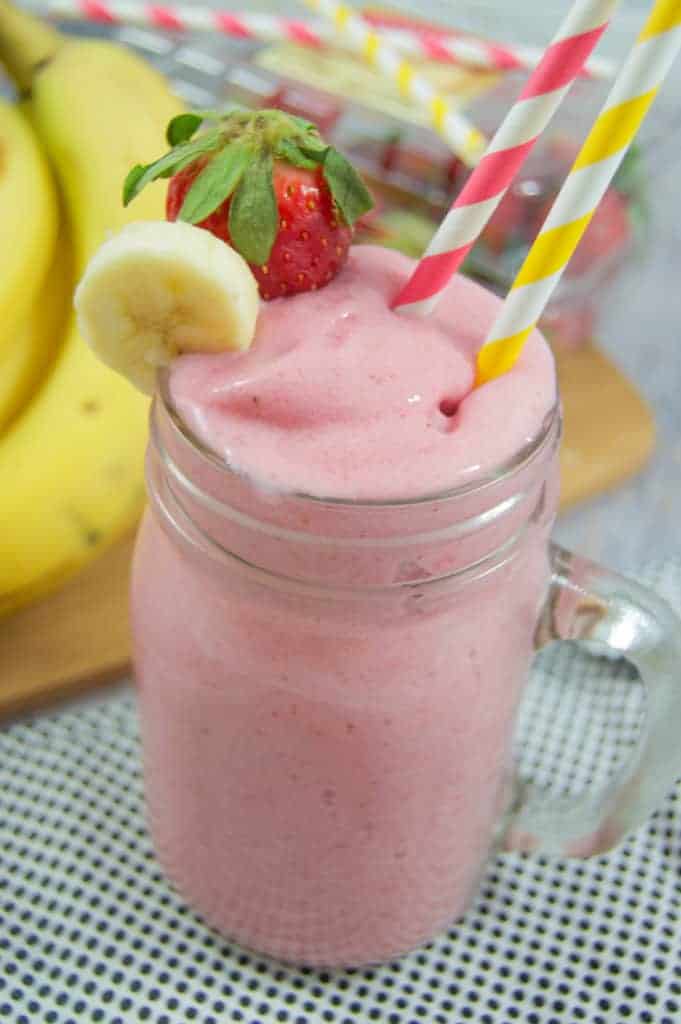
(132, 246, 559, 966)
(169, 246, 554, 500)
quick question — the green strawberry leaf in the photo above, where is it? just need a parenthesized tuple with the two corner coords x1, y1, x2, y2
(298, 135, 328, 156)
(166, 112, 204, 146)
(155, 151, 205, 179)
(123, 165, 147, 204)
(275, 138, 321, 170)
(122, 130, 221, 206)
(322, 147, 373, 226)
(228, 150, 278, 265)
(287, 114, 317, 132)
(178, 143, 252, 223)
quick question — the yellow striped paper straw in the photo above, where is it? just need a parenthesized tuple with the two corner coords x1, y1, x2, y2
(303, 0, 486, 166)
(476, 0, 681, 386)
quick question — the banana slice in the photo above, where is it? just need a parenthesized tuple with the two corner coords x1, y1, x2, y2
(75, 220, 260, 394)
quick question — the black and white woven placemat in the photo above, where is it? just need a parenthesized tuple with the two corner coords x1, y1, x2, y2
(1, 558, 681, 1024)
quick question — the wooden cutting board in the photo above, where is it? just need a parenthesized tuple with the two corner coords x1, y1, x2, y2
(556, 343, 654, 508)
(0, 342, 654, 719)
(0, 535, 136, 719)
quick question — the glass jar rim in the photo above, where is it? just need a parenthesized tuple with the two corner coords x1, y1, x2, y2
(157, 370, 560, 509)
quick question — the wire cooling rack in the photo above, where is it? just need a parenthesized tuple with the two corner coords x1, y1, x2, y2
(2, 19, 681, 1024)
(1, 556, 681, 1024)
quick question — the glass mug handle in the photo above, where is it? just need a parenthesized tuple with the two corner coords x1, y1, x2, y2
(501, 543, 681, 857)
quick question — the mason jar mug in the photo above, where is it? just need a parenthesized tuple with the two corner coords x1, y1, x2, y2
(131, 386, 681, 968)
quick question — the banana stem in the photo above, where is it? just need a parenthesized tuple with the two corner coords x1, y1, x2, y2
(0, 0, 62, 92)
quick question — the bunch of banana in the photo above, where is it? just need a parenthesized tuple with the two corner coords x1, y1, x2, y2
(0, 0, 183, 615)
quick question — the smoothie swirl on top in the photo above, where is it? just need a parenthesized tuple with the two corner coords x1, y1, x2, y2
(169, 246, 556, 501)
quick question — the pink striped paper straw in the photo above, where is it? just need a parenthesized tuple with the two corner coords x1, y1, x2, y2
(361, 13, 615, 79)
(394, 28, 614, 80)
(392, 0, 618, 315)
(44, 0, 328, 44)
(29, 0, 614, 77)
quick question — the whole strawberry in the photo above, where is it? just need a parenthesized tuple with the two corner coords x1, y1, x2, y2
(124, 109, 373, 300)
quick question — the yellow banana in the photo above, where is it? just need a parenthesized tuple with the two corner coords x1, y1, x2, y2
(0, 2, 183, 614)
(0, 224, 72, 432)
(0, 96, 59, 359)
(0, 0, 60, 90)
